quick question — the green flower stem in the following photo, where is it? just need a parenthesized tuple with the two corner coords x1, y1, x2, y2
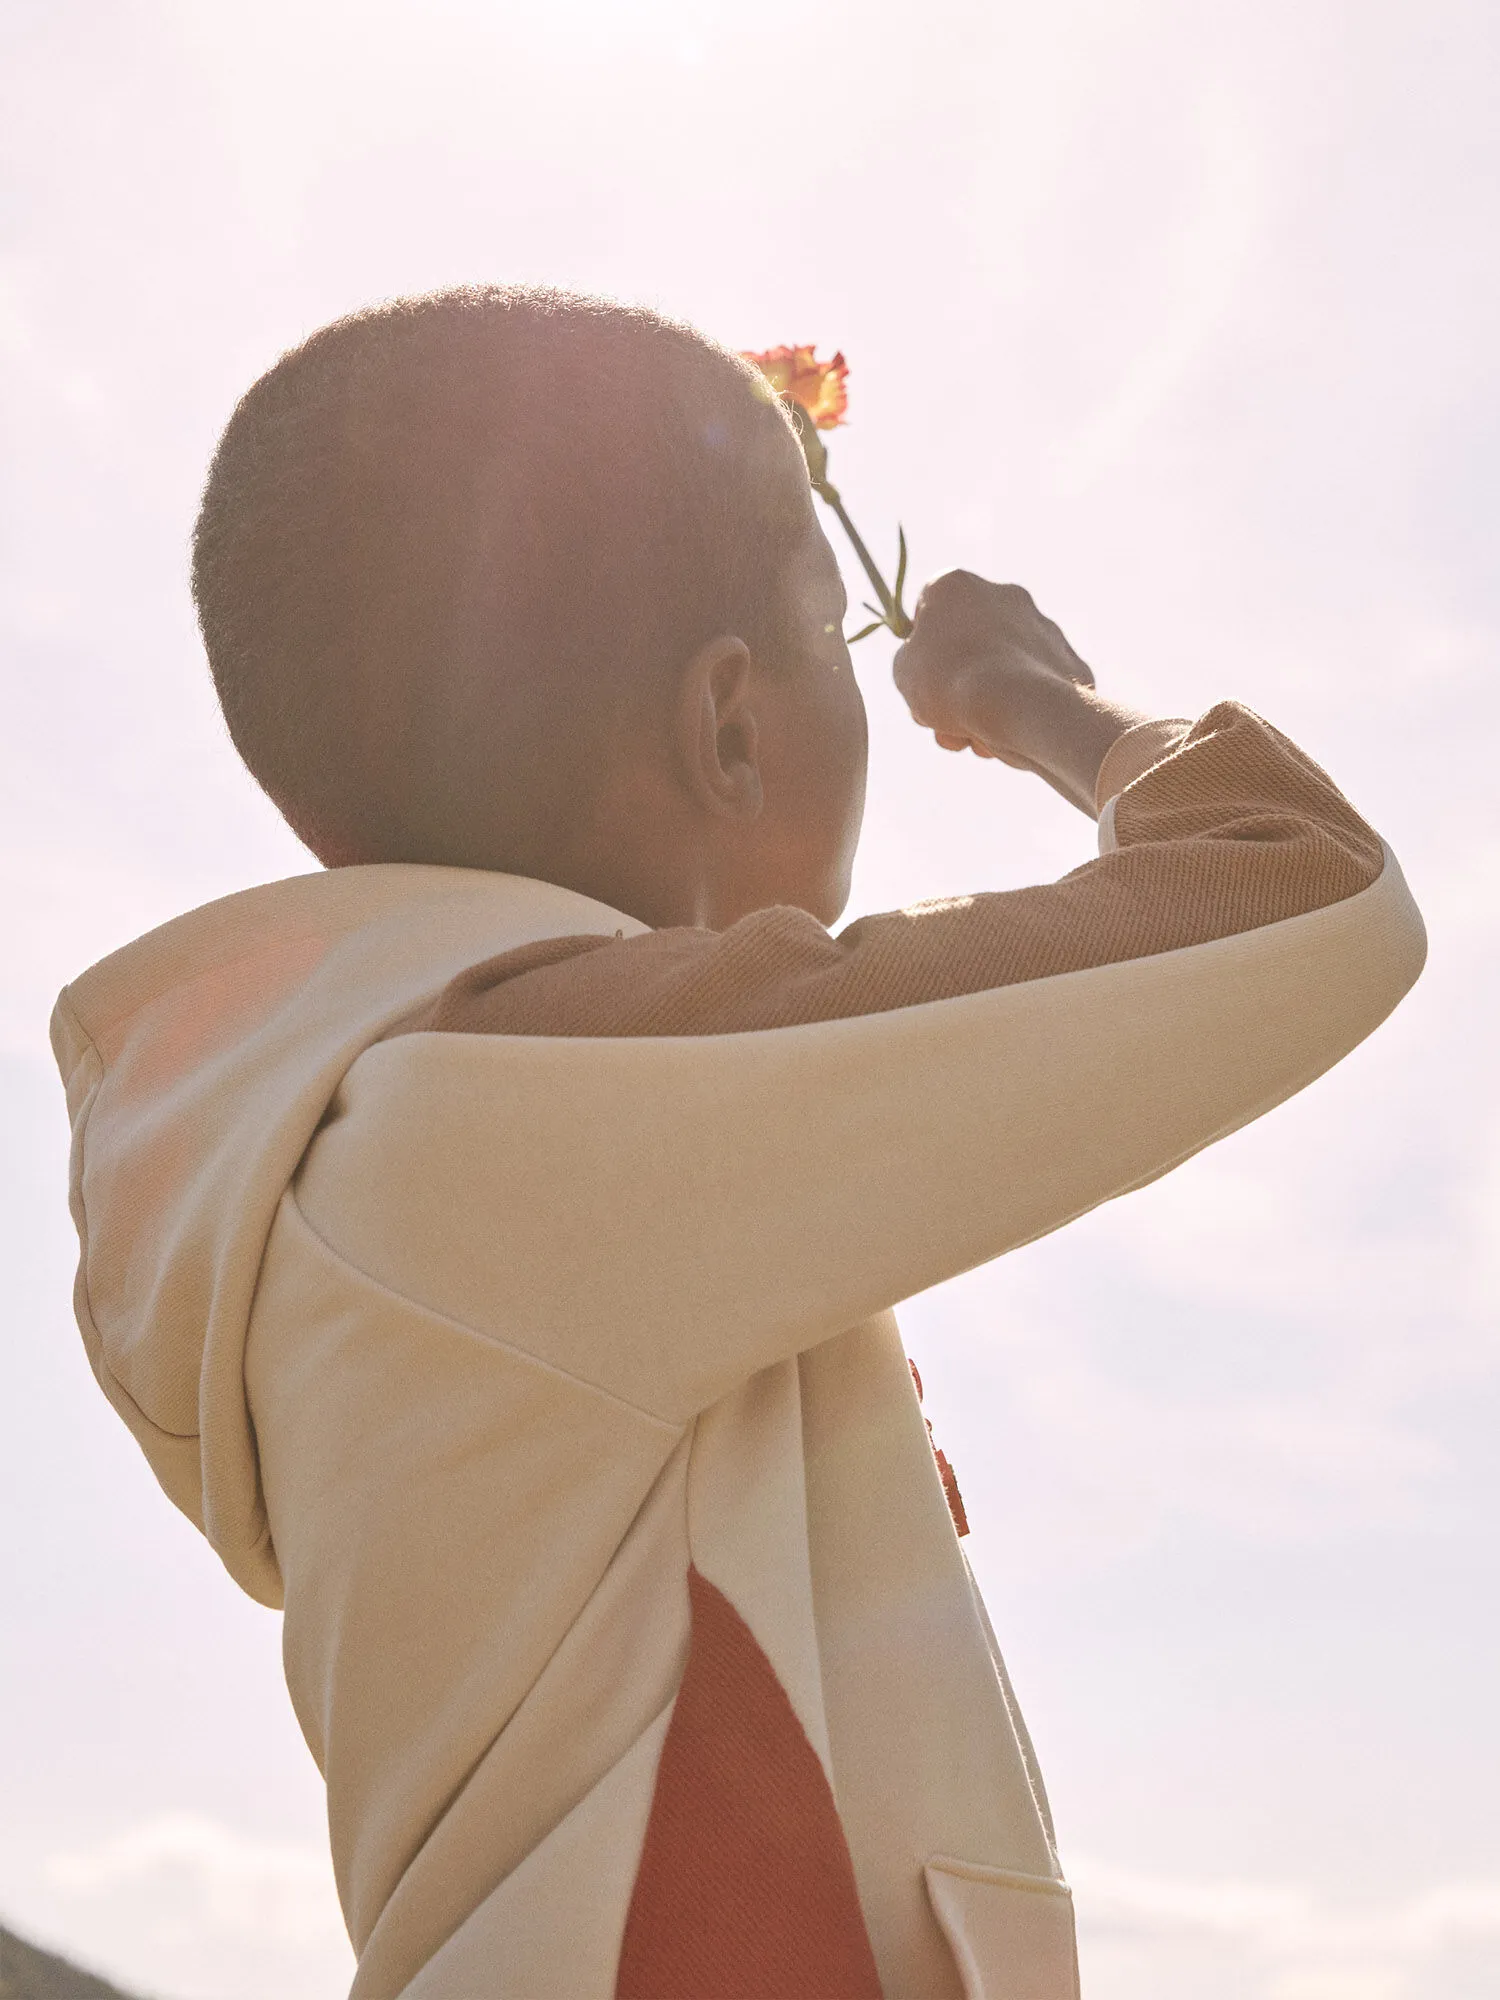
(783, 400, 912, 641)
(813, 480, 913, 639)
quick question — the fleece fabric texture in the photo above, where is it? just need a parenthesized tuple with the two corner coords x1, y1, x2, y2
(50, 703, 1425, 1999)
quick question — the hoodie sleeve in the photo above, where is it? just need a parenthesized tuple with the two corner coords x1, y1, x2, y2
(388, 706, 1379, 1036)
(291, 703, 1424, 1423)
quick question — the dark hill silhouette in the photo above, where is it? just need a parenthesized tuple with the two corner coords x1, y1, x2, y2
(0, 1923, 147, 2000)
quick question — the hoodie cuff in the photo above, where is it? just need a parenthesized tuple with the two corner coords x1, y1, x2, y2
(1095, 717, 1192, 852)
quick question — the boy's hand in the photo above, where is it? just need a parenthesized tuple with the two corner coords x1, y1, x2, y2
(892, 570, 1151, 816)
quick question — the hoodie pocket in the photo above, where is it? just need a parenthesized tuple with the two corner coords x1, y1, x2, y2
(923, 1856, 1080, 2000)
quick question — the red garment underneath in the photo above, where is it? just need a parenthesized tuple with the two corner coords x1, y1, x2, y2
(616, 1566, 883, 2000)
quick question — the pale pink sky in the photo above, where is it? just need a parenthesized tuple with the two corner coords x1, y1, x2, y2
(2, 3, 1497, 1996)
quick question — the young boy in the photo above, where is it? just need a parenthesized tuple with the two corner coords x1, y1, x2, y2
(51, 288, 1424, 2000)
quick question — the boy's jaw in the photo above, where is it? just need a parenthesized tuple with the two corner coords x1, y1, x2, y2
(540, 510, 869, 935)
(697, 512, 868, 930)
(779, 517, 869, 924)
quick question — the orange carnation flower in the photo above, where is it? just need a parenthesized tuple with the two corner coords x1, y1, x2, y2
(742, 344, 849, 430)
(741, 338, 911, 638)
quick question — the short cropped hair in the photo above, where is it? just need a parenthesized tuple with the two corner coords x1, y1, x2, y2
(191, 287, 807, 866)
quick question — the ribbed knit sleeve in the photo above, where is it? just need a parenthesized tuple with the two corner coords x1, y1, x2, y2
(401, 704, 1385, 1041)
(306, 700, 1420, 1416)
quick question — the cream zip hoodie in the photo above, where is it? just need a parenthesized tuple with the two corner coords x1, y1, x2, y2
(51, 706, 1425, 1999)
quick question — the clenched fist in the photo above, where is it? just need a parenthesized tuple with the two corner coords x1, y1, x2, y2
(892, 570, 1148, 816)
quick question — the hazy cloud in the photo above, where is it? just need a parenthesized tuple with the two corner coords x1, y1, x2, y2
(44, 1815, 353, 2000)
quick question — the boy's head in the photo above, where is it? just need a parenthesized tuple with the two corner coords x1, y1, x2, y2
(192, 286, 867, 928)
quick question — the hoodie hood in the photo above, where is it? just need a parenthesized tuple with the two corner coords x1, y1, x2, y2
(51, 862, 644, 1607)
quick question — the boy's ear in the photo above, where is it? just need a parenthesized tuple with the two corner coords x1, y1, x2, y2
(675, 634, 764, 821)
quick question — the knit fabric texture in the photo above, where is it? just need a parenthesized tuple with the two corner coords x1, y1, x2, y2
(400, 704, 1384, 1043)
(615, 1566, 883, 2000)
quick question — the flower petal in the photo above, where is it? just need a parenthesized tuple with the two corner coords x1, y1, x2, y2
(741, 345, 849, 428)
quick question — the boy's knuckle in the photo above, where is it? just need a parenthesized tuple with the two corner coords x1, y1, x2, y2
(923, 568, 981, 608)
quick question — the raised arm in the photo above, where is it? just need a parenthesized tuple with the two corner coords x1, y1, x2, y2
(292, 578, 1424, 1422)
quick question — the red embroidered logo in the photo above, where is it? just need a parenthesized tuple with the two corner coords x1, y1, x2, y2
(908, 1361, 970, 1538)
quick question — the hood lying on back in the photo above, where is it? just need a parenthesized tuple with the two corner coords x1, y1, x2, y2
(50, 863, 645, 1607)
